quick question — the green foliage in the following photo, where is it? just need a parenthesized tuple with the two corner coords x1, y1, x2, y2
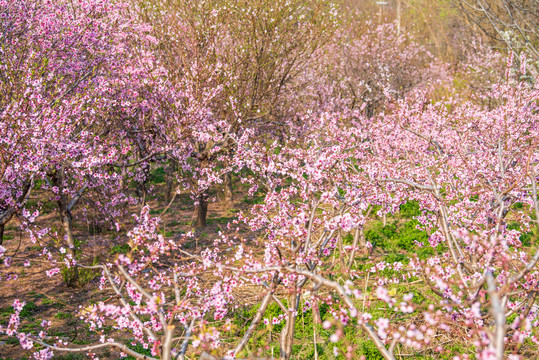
(513, 202, 523, 209)
(342, 232, 354, 244)
(520, 231, 534, 247)
(19, 301, 38, 318)
(60, 266, 79, 286)
(0, 301, 39, 324)
(61, 257, 100, 287)
(29, 291, 44, 299)
(365, 217, 430, 259)
(25, 245, 41, 252)
(87, 222, 108, 235)
(149, 208, 168, 215)
(149, 166, 166, 184)
(207, 216, 235, 225)
(384, 253, 408, 264)
(399, 200, 421, 218)
(0, 305, 14, 317)
(125, 342, 153, 360)
(110, 243, 131, 255)
(507, 222, 535, 247)
(397, 220, 428, 251)
(54, 312, 73, 320)
(357, 338, 384, 359)
(243, 195, 265, 205)
(40, 297, 64, 307)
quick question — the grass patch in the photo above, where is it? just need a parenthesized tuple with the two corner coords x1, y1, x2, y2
(54, 312, 73, 320)
(207, 216, 235, 225)
(110, 243, 131, 255)
(150, 167, 166, 184)
(125, 342, 153, 359)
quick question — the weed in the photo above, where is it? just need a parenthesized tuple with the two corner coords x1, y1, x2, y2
(110, 243, 131, 255)
(150, 167, 166, 184)
(19, 301, 39, 318)
(125, 341, 153, 359)
(61, 257, 100, 287)
(54, 312, 73, 320)
(207, 216, 235, 225)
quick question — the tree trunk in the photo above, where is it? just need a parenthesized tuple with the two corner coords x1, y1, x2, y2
(59, 206, 79, 287)
(222, 172, 233, 208)
(233, 290, 273, 356)
(0, 224, 4, 246)
(194, 191, 209, 228)
(53, 169, 78, 287)
(280, 294, 300, 360)
(162, 325, 175, 360)
(137, 182, 147, 208)
(312, 294, 322, 325)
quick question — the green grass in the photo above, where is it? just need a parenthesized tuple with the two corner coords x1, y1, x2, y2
(168, 220, 183, 227)
(110, 243, 131, 255)
(54, 312, 73, 320)
(364, 204, 436, 260)
(29, 292, 45, 300)
(1, 301, 41, 319)
(125, 342, 153, 359)
(243, 194, 265, 205)
(207, 216, 236, 225)
(150, 166, 166, 184)
(150, 208, 171, 215)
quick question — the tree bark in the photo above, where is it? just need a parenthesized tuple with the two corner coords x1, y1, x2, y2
(222, 172, 233, 208)
(53, 169, 79, 286)
(279, 313, 295, 359)
(0, 224, 4, 245)
(280, 294, 300, 360)
(233, 290, 273, 356)
(58, 203, 78, 286)
(194, 191, 209, 228)
(312, 296, 322, 325)
(161, 325, 175, 360)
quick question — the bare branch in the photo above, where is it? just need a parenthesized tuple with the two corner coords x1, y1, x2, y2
(32, 339, 158, 360)
(233, 289, 274, 356)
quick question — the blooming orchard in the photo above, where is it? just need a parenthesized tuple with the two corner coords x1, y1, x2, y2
(0, 0, 538, 359)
